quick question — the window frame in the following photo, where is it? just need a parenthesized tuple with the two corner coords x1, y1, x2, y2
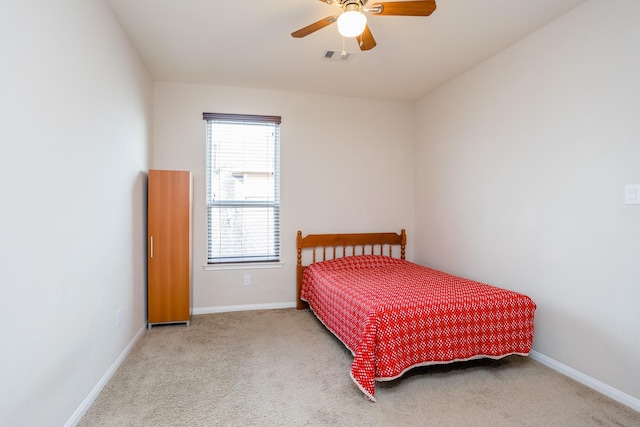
(203, 112, 281, 266)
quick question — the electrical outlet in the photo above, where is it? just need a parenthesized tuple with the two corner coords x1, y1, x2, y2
(243, 275, 252, 286)
(625, 184, 640, 205)
(116, 309, 123, 327)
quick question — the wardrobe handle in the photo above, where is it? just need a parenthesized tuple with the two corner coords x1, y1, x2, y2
(150, 236, 154, 259)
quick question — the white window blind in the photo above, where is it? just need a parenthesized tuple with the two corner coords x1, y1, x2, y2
(204, 113, 281, 264)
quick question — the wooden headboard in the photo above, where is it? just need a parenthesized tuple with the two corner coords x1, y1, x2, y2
(296, 229, 407, 309)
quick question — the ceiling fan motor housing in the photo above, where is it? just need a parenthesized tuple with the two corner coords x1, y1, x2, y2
(334, 0, 369, 6)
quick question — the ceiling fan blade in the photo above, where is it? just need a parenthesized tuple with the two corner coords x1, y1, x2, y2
(356, 25, 377, 51)
(291, 16, 338, 38)
(369, 1, 436, 16)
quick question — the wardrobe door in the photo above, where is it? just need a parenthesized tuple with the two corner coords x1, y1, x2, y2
(147, 170, 192, 328)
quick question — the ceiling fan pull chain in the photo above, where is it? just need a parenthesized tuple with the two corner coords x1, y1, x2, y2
(342, 37, 347, 56)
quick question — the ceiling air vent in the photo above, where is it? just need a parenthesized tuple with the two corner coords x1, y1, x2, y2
(321, 50, 354, 63)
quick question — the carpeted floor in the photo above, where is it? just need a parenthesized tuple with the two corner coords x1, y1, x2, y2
(78, 309, 640, 426)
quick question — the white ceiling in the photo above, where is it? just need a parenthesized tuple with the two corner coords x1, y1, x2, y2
(106, 0, 587, 101)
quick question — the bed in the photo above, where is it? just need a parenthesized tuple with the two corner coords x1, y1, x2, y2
(296, 229, 536, 401)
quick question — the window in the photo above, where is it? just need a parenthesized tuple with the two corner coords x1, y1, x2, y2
(203, 113, 281, 264)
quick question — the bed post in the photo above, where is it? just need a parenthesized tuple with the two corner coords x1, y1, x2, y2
(400, 229, 406, 260)
(296, 230, 306, 310)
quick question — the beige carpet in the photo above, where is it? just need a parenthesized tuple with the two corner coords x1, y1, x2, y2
(78, 309, 640, 426)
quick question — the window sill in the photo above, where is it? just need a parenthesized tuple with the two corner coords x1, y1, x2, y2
(203, 262, 284, 271)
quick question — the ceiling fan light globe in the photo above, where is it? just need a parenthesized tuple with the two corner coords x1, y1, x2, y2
(337, 11, 367, 38)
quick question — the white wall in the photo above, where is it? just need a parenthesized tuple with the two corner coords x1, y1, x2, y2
(414, 0, 640, 404)
(153, 82, 415, 310)
(0, 1, 152, 426)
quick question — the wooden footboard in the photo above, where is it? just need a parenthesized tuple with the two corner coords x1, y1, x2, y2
(296, 229, 406, 309)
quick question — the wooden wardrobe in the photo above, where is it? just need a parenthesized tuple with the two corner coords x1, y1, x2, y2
(147, 170, 192, 329)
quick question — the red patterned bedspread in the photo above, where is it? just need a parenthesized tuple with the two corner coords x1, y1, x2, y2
(300, 255, 536, 401)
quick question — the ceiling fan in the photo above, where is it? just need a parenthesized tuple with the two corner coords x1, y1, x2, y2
(291, 0, 437, 51)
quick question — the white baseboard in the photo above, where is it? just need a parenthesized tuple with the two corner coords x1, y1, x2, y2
(529, 350, 640, 412)
(65, 324, 147, 427)
(192, 301, 296, 315)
